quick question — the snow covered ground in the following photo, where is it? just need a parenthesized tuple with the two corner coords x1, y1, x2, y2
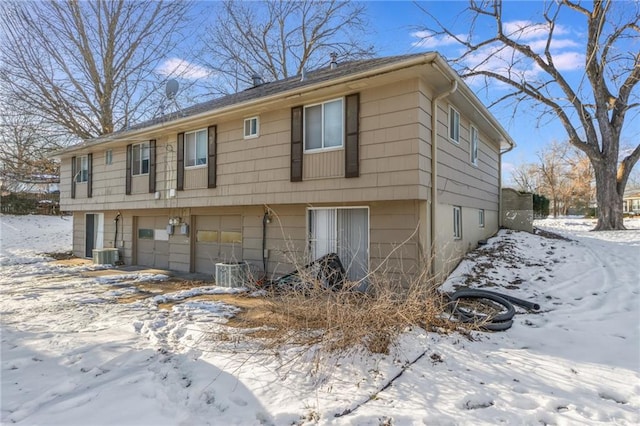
(1, 214, 639, 425)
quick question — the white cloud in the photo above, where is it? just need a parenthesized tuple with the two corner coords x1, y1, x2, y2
(410, 30, 465, 49)
(157, 58, 213, 80)
(503, 20, 569, 41)
(550, 51, 585, 71)
(527, 38, 580, 52)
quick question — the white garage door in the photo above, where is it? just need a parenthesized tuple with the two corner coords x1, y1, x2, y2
(194, 215, 243, 275)
(136, 216, 169, 270)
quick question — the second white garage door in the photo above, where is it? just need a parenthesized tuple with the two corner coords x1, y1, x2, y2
(194, 215, 243, 275)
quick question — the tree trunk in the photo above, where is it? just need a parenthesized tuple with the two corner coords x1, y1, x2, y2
(593, 161, 625, 230)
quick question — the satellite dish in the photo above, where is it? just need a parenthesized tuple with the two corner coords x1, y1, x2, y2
(166, 79, 179, 100)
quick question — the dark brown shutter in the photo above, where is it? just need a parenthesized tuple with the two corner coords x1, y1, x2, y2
(149, 139, 156, 193)
(207, 126, 217, 188)
(71, 156, 76, 199)
(345, 93, 360, 178)
(177, 133, 184, 191)
(125, 144, 132, 195)
(87, 153, 93, 198)
(291, 105, 303, 182)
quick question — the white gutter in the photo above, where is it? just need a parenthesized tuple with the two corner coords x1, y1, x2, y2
(430, 71, 458, 275)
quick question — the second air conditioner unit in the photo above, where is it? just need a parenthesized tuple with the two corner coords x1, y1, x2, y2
(215, 262, 248, 288)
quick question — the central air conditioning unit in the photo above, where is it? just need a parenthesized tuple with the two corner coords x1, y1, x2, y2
(215, 262, 248, 288)
(92, 248, 119, 265)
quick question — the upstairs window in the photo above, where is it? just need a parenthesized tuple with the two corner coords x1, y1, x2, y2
(76, 155, 89, 183)
(185, 129, 207, 167)
(470, 126, 479, 165)
(132, 142, 149, 175)
(449, 106, 460, 143)
(244, 117, 259, 139)
(304, 98, 343, 151)
(105, 149, 113, 165)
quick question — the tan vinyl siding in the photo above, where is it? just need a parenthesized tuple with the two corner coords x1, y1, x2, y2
(60, 78, 427, 212)
(436, 102, 501, 210)
(184, 167, 208, 189)
(303, 149, 344, 179)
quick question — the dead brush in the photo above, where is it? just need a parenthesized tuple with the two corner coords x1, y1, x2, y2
(259, 266, 454, 354)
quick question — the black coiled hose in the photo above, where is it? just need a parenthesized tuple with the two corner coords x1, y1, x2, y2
(448, 288, 540, 331)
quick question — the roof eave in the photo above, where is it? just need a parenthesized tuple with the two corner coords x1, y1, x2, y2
(54, 53, 440, 157)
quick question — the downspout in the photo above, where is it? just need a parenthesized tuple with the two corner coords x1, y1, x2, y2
(430, 71, 458, 275)
(498, 143, 515, 227)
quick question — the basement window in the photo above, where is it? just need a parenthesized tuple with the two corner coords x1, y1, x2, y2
(453, 206, 462, 239)
(478, 209, 485, 228)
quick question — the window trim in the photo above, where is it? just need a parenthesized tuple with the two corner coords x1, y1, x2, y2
(453, 206, 462, 240)
(131, 142, 150, 176)
(470, 125, 479, 166)
(478, 209, 485, 228)
(76, 155, 89, 183)
(449, 106, 460, 144)
(303, 97, 344, 153)
(243, 116, 260, 139)
(184, 128, 208, 169)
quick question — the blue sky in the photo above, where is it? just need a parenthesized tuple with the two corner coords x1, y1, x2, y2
(165, 1, 638, 184)
(362, 1, 639, 183)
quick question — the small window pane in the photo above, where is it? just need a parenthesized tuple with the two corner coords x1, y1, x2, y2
(185, 132, 196, 167)
(479, 209, 485, 228)
(138, 229, 154, 239)
(76, 156, 89, 183)
(244, 117, 259, 138)
(305, 104, 322, 150)
(324, 99, 343, 148)
(220, 231, 242, 244)
(196, 130, 207, 165)
(105, 149, 112, 165)
(197, 230, 219, 242)
(450, 108, 460, 142)
(470, 127, 479, 165)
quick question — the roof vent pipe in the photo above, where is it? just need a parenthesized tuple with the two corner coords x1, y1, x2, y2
(300, 68, 306, 82)
(330, 52, 338, 69)
(251, 74, 263, 87)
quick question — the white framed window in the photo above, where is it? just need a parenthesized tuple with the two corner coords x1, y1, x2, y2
(308, 206, 369, 282)
(453, 206, 462, 239)
(132, 142, 149, 175)
(105, 149, 113, 165)
(185, 129, 208, 167)
(76, 155, 89, 183)
(449, 106, 460, 143)
(304, 98, 344, 151)
(478, 209, 485, 228)
(470, 126, 479, 165)
(244, 116, 259, 139)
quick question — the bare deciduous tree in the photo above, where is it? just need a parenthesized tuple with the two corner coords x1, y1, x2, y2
(419, 0, 639, 230)
(0, 109, 70, 191)
(0, 0, 192, 140)
(200, 0, 375, 95)
(511, 142, 594, 217)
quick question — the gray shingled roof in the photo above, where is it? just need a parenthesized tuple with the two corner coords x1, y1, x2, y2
(123, 53, 428, 134)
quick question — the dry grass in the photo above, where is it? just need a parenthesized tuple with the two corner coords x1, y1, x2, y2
(235, 268, 454, 354)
